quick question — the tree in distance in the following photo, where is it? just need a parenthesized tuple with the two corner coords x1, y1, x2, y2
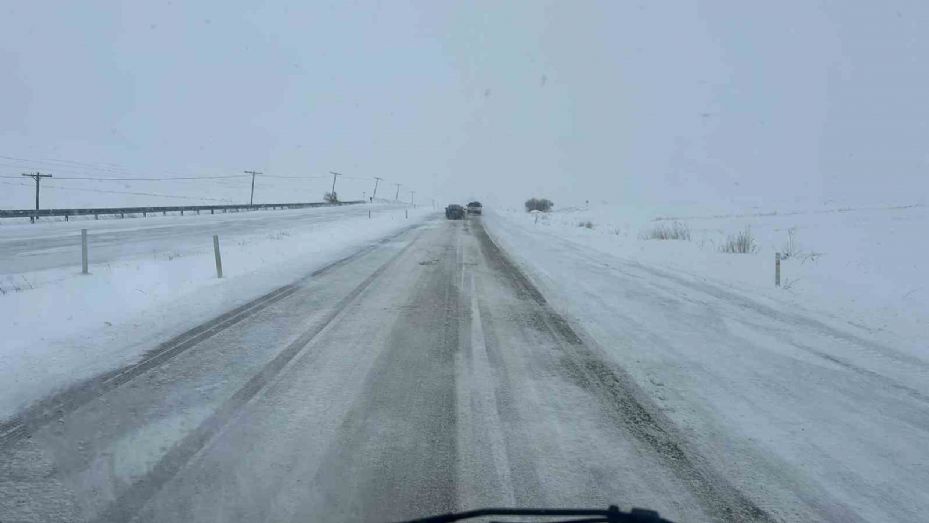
(525, 198, 554, 212)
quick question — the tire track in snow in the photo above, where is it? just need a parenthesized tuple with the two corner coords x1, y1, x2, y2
(455, 267, 517, 509)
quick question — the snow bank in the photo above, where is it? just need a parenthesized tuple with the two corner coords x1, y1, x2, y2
(0, 206, 434, 421)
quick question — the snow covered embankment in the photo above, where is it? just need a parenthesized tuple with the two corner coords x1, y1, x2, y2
(0, 206, 434, 422)
(484, 204, 929, 522)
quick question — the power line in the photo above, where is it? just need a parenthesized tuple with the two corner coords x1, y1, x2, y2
(39, 175, 251, 181)
(260, 174, 329, 180)
(0, 180, 236, 203)
(0, 154, 253, 181)
(1, 153, 436, 209)
(0, 154, 136, 175)
(0, 153, 429, 192)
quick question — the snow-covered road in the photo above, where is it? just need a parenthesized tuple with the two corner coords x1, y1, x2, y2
(0, 217, 766, 522)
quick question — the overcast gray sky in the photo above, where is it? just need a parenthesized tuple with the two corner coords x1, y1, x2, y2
(1, 1, 927, 207)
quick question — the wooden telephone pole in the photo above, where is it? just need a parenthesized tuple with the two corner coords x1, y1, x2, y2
(329, 171, 342, 200)
(244, 171, 262, 206)
(21, 172, 52, 223)
(372, 177, 382, 201)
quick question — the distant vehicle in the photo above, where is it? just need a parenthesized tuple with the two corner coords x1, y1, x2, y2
(445, 204, 466, 220)
(466, 201, 483, 215)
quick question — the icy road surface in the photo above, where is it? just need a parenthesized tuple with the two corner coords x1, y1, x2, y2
(0, 217, 772, 522)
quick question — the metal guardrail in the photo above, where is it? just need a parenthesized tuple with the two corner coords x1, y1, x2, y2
(0, 201, 364, 221)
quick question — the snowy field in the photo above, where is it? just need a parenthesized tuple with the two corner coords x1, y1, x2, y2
(495, 201, 927, 358)
(484, 203, 929, 521)
(0, 202, 434, 422)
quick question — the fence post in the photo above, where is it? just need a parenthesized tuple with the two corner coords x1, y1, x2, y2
(775, 252, 781, 287)
(213, 235, 223, 278)
(81, 229, 89, 274)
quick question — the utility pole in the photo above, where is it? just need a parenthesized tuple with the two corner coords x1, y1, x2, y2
(410, 190, 415, 206)
(372, 176, 382, 201)
(394, 183, 401, 200)
(329, 171, 342, 199)
(244, 171, 261, 206)
(21, 172, 52, 223)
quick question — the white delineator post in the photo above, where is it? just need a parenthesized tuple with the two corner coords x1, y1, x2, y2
(775, 252, 781, 287)
(81, 229, 89, 274)
(213, 235, 223, 279)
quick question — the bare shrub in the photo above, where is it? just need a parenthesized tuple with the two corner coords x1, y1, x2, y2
(324, 191, 339, 203)
(578, 220, 594, 229)
(525, 198, 554, 212)
(780, 226, 799, 258)
(640, 221, 691, 240)
(719, 227, 757, 254)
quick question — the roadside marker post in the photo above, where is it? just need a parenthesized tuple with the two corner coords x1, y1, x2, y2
(81, 229, 89, 274)
(775, 252, 781, 287)
(213, 235, 223, 279)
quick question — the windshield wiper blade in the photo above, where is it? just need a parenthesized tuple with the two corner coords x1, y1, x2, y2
(394, 505, 673, 523)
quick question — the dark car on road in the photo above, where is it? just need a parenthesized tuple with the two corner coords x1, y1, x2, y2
(445, 204, 466, 220)
(467, 201, 483, 215)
